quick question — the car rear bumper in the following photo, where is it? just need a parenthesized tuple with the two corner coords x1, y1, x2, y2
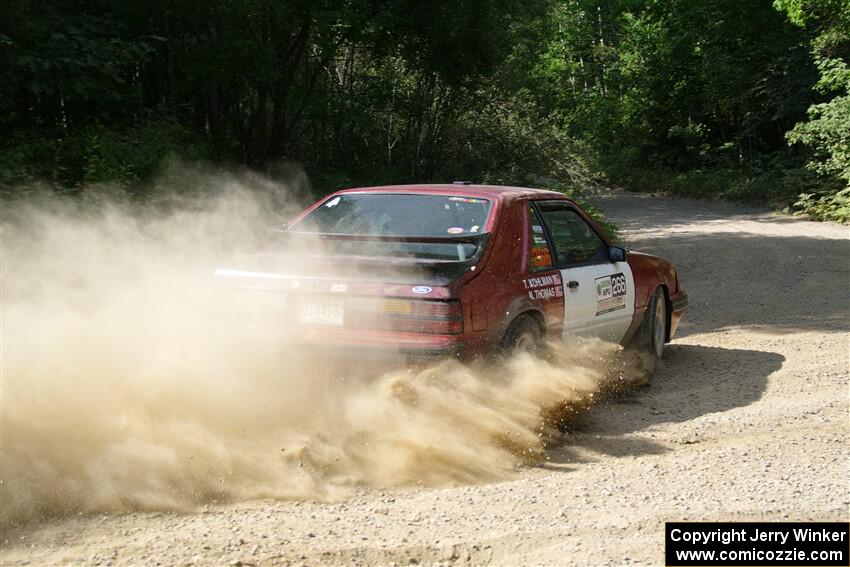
(289, 342, 465, 364)
(282, 327, 475, 364)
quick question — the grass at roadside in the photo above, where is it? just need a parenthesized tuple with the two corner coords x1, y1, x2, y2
(609, 165, 848, 223)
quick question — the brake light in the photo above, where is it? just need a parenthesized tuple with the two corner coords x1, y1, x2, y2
(346, 298, 463, 335)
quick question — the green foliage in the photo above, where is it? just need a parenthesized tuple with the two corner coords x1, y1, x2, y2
(1, 0, 557, 193)
(0, 4, 157, 128)
(0, 118, 210, 194)
(607, 160, 836, 203)
(786, 90, 850, 182)
(0, 0, 847, 225)
(534, 0, 815, 168)
(773, 0, 850, 211)
(794, 188, 850, 222)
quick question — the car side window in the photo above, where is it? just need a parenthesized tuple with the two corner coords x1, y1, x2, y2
(538, 204, 608, 266)
(528, 205, 554, 272)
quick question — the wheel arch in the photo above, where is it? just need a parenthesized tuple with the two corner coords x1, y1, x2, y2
(505, 308, 546, 336)
(499, 309, 548, 353)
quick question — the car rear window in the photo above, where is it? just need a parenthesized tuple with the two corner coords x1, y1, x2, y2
(295, 193, 491, 237)
(289, 193, 492, 261)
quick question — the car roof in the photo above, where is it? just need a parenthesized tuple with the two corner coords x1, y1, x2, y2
(332, 184, 570, 203)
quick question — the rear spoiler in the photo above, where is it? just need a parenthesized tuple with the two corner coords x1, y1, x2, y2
(279, 230, 486, 244)
(273, 230, 490, 265)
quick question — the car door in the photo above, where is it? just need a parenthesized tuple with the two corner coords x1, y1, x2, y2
(533, 200, 635, 342)
(521, 203, 565, 333)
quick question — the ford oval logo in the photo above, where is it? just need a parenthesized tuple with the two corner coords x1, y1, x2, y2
(411, 286, 432, 294)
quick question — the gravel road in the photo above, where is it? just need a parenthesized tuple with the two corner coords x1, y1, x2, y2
(2, 190, 848, 566)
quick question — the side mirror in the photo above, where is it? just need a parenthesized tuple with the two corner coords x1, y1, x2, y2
(608, 245, 626, 262)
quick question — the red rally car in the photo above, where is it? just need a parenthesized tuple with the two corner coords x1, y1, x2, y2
(216, 184, 688, 362)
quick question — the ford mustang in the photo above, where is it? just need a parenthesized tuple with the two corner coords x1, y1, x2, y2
(215, 183, 688, 364)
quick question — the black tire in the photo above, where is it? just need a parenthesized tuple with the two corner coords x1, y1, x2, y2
(613, 288, 667, 389)
(649, 288, 667, 360)
(502, 315, 544, 355)
(640, 287, 667, 361)
(619, 287, 667, 386)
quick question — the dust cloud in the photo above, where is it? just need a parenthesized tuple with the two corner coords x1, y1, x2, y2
(0, 171, 628, 528)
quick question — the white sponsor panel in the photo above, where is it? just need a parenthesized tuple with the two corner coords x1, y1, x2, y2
(595, 272, 627, 315)
(560, 263, 634, 342)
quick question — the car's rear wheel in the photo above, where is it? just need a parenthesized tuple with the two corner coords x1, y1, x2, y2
(502, 315, 544, 355)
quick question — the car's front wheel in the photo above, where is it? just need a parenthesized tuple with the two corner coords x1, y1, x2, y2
(623, 287, 667, 385)
(637, 287, 667, 363)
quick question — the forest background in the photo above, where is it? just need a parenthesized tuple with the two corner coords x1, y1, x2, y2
(2, 0, 848, 221)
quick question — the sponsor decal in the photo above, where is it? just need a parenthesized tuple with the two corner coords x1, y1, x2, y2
(411, 286, 432, 294)
(523, 273, 562, 289)
(530, 245, 553, 270)
(529, 224, 553, 270)
(446, 227, 464, 234)
(522, 273, 564, 301)
(596, 272, 627, 315)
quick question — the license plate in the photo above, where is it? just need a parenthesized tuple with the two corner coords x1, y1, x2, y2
(298, 296, 344, 326)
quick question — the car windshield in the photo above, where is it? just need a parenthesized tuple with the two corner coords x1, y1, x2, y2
(289, 193, 492, 261)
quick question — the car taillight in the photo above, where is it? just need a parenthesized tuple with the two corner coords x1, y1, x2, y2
(346, 298, 463, 335)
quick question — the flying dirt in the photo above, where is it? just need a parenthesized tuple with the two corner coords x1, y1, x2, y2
(0, 173, 630, 530)
(2, 184, 846, 566)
